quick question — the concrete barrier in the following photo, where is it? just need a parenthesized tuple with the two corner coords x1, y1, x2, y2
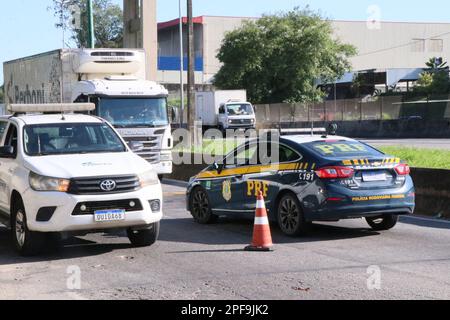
(273, 119, 450, 138)
(165, 158, 450, 219)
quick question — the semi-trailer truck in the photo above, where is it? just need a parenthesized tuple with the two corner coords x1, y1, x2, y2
(3, 48, 172, 176)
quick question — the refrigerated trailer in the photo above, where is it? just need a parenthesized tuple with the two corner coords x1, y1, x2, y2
(3, 49, 173, 176)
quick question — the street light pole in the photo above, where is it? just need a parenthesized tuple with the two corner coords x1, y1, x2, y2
(87, 0, 95, 48)
(179, 0, 185, 127)
(187, 0, 195, 131)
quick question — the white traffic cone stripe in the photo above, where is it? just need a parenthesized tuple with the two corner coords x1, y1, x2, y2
(254, 216, 269, 225)
(256, 200, 266, 209)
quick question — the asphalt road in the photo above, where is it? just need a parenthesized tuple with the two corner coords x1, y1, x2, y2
(0, 183, 449, 300)
(360, 139, 450, 150)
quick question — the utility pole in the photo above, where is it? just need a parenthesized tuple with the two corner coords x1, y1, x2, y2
(87, 0, 95, 48)
(179, 0, 185, 127)
(187, 0, 195, 132)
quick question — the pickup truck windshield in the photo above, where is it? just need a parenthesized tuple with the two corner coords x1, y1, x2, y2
(23, 123, 126, 156)
(227, 103, 254, 116)
(98, 98, 169, 128)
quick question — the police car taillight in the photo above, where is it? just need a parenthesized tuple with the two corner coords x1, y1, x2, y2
(315, 166, 354, 179)
(394, 164, 410, 175)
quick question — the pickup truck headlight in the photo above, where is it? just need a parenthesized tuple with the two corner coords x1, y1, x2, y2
(139, 170, 159, 187)
(29, 172, 70, 192)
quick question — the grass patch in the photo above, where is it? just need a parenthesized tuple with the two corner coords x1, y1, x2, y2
(380, 147, 450, 170)
(173, 138, 240, 156)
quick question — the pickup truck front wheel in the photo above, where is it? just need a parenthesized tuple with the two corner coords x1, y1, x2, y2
(12, 203, 46, 256)
(127, 221, 160, 247)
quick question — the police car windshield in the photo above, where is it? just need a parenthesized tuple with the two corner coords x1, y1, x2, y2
(23, 123, 126, 156)
(304, 140, 384, 158)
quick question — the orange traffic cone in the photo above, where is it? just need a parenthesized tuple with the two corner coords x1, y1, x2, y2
(245, 191, 274, 252)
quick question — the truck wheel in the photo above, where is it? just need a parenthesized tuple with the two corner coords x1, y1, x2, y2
(12, 202, 46, 256)
(127, 222, 160, 247)
(277, 193, 310, 236)
(158, 174, 164, 181)
(218, 125, 226, 138)
(366, 215, 399, 231)
(189, 187, 218, 224)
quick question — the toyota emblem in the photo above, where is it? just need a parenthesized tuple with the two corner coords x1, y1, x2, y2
(100, 180, 117, 191)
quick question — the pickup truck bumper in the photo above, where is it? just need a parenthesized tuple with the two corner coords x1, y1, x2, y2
(22, 184, 163, 233)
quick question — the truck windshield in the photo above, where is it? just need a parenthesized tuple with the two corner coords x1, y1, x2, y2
(227, 103, 254, 116)
(23, 123, 126, 156)
(98, 98, 169, 128)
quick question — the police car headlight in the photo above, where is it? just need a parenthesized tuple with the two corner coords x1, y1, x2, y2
(139, 170, 159, 187)
(29, 172, 70, 192)
(228, 119, 233, 124)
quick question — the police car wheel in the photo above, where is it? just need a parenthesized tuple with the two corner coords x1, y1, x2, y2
(365, 215, 399, 231)
(277, 194, 309, 236)
(190, 187, 218, 224)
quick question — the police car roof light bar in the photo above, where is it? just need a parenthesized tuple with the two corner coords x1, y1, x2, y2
(279, 128, 327, 136)
(8, 103, 96, 114)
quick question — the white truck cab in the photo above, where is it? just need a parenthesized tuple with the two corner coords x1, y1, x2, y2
(0, 104, 163, 256)
(195, 90, 256, 132)
(218, 100, 256, 131)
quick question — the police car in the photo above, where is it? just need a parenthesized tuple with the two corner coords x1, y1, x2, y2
(187, 130, 415, 236)
(0, 104, 163, 255)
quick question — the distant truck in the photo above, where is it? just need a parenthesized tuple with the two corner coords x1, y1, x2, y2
(195, 90, 256, 132)
(3, 49, 173, 177)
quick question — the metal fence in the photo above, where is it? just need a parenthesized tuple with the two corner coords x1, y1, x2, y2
(170, 96, 450, 126)
(254, 96, 450, 126)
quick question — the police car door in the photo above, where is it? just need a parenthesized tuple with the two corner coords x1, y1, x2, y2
(243, 142, 303, 213)
(211, 143, 257, 213)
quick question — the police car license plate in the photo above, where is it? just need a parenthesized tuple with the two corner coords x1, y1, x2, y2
(362, 172, 387, 182)
(94, 209, 126, 222)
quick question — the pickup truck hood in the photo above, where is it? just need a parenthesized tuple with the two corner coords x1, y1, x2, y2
(24, 152, 152, 178)
(227, 115, 255, 119)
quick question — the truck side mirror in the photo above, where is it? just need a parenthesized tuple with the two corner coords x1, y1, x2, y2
(170, 106, 178, 123)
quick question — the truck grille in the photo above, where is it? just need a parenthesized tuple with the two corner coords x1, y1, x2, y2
(68, 175, 140, 195)
(230, 119, 253, 125)
(72, 199, 143, 216)
(123, 136, 162, 164)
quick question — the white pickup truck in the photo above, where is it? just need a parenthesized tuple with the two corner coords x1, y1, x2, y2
(0, 104, 163, 256)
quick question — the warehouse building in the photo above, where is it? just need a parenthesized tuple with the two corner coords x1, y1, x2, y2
(157, 16, 450, 90)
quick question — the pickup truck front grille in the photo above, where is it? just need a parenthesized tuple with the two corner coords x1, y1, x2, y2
(68, 175, 140, 195)
(72, 199, 143, 215)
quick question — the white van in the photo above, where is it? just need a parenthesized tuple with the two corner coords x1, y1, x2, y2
(0, 104, 163, 255)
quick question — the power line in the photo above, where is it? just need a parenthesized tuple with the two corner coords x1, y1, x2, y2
(355, 30, 450, 57)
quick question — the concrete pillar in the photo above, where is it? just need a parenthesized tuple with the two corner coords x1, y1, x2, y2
(123, 0, 157, 81)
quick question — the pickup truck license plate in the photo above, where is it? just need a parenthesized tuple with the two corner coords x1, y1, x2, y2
(362, 172, 387, 182)
(94, 209, 126, 222)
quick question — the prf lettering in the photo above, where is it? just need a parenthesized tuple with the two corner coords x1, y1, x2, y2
(247, 181, 269, 197)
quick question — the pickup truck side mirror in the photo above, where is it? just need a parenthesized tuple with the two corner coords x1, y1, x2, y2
(127, 141, 145, 153)
(0, 146, 15, 158)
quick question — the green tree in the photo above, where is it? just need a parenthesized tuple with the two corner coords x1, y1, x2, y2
(213, 7, 356, 104)
(51, 0, 123, 48)
(0, 85, 4, 104)
(414, 57, 450, 98)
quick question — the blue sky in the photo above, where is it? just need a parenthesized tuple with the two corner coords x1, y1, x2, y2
(1, 0, 450, 84)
